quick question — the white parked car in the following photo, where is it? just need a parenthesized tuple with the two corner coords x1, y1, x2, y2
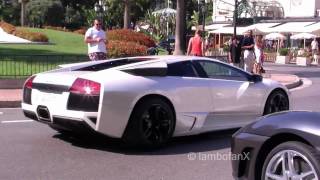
(22, 56, 290, 147)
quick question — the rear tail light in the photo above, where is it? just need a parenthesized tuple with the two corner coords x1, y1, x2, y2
(69, 78, 101, 96)
(23, 75, 36, 104)
(67, 78, 101, 111)
(24, 75, 36, 89)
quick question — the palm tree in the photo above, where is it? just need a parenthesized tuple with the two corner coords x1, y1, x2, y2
(123, 0, 131, 29)
(173, 0, 186, 55)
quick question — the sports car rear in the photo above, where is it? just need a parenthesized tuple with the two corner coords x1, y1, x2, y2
(22, 71, 101, 131)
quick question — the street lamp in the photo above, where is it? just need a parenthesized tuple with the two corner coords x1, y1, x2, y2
(197, 0, 207, 33)
(94, 0, 107, 28)
(18, 0, 29, 26)
(233, 0, 238, 37)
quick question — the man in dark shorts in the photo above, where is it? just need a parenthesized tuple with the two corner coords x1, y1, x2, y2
(228, 36, 241, 67)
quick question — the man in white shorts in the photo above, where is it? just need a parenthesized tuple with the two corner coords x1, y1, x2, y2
(84, 19, 107, 61)
(241, 30, 255, 73)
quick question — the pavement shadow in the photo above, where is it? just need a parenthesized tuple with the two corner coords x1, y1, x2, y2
(52, 128, 238, 155)
(294, 71, 320, 78)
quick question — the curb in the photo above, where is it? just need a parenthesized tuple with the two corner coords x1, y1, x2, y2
(285, 78, 303, 89)
(0, 101, 21, 108)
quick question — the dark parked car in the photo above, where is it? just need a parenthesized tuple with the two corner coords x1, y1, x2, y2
(232, 111, 320, 180)
(158, 36, 175, 54)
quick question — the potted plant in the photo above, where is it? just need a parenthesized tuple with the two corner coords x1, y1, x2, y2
(296, 51, 312, 66)
(276, 48, 290, 64)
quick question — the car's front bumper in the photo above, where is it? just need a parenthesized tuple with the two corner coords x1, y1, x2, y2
(231, 131, 269, 180)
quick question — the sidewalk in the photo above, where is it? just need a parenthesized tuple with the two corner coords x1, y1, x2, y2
(0, 74, 302, 108)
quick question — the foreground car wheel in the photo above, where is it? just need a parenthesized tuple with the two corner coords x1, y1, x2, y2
(262, 141, 320, 180)
(124, 98, 175, 147)
(264, 90, 289, 115)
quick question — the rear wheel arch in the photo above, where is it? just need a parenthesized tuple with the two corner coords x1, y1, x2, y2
(131, 94, 176, 120)
(254, 133, 312, 180)
(123, 94, 176, 147)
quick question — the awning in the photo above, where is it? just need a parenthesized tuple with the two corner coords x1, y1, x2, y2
(191, 23, 230, 31)
(209, 23, 280, 35)
(239, 23, 280, 34)
(265, 22, 315, 33)
(205, 23, 231, 31)
(209, 26, 248, 35)
(303, 22, 320, 35)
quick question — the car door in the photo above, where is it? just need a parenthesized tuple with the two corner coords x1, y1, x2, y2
(193, 60, 264, 130)
(166, 61, 215, 135)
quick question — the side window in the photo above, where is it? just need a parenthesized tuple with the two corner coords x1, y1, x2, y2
(197, 61, 248, 81)
(167, 61, 197, 77)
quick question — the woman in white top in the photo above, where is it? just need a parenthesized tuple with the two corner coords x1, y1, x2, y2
(254, 36, 264, 75)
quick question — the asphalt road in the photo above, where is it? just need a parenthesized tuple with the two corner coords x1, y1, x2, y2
(0, 63, 319, 180)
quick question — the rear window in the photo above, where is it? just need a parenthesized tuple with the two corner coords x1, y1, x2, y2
(76, 58, 156, 71)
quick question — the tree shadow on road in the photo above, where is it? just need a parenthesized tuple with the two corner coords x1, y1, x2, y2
(52, 128, 238, 155)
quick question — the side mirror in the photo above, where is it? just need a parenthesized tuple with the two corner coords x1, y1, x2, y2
(250, 74, 263, 83)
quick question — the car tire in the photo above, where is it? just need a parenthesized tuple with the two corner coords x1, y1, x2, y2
(263, 90, 289, 115)
(261, 141, 320, 180)
(123, 98, 175, 148)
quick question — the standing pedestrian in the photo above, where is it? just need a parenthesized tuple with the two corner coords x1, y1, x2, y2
(84, 19, 107, 61)
(228, 36, 241, 67)
(311, 38, 318, 60)
(253, 36, 264, 75)
(187, 29, 204, 56)
(241, 30, 255, 73)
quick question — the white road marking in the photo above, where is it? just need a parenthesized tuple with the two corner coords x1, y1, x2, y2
(1, 120, 34, 123)
(290, 78, 312, 92)
(0, 112, 3, 115)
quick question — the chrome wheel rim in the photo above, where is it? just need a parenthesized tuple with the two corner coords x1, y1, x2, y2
(267, 93, 289, 114)
(265, 150, 319, 180)
(141, 104, 173, 144)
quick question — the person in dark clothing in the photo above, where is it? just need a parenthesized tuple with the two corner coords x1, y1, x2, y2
(228, 36, 242, 67)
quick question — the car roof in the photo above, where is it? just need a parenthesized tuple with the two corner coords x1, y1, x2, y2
(126, 55, 219, 64)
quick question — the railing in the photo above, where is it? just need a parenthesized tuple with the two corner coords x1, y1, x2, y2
(0, 55, 88, 78)
(264, 53, 277, 62)
(0, 54, 229, 79)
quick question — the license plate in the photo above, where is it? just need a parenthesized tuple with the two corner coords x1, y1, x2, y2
(34, 92, 61, 105)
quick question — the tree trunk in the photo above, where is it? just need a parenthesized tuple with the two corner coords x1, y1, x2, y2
(173, 0, 186, 55)
(20, 0, 29, 26)
(123, 0, 131, 29)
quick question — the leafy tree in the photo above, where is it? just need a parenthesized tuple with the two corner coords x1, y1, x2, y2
(60, 0, 96, 10)
(26, 0, 64, 27)
(0, 0, 20, 25)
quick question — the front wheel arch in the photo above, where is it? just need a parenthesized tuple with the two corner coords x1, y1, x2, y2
(263, 88, 289, 115)
(254, 133, 312, 180)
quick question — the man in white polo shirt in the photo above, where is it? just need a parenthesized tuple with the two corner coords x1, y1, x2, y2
(84, 19, 107, 61)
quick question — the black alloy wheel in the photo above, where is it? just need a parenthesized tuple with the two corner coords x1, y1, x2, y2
(264, 90, 289, 115)
(124, 98, 175, 147)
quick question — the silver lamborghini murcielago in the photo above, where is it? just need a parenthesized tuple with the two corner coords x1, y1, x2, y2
(22, 56, 290, 147)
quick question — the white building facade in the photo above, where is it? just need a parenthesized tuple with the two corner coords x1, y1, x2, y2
(212, 0, 320, 22)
